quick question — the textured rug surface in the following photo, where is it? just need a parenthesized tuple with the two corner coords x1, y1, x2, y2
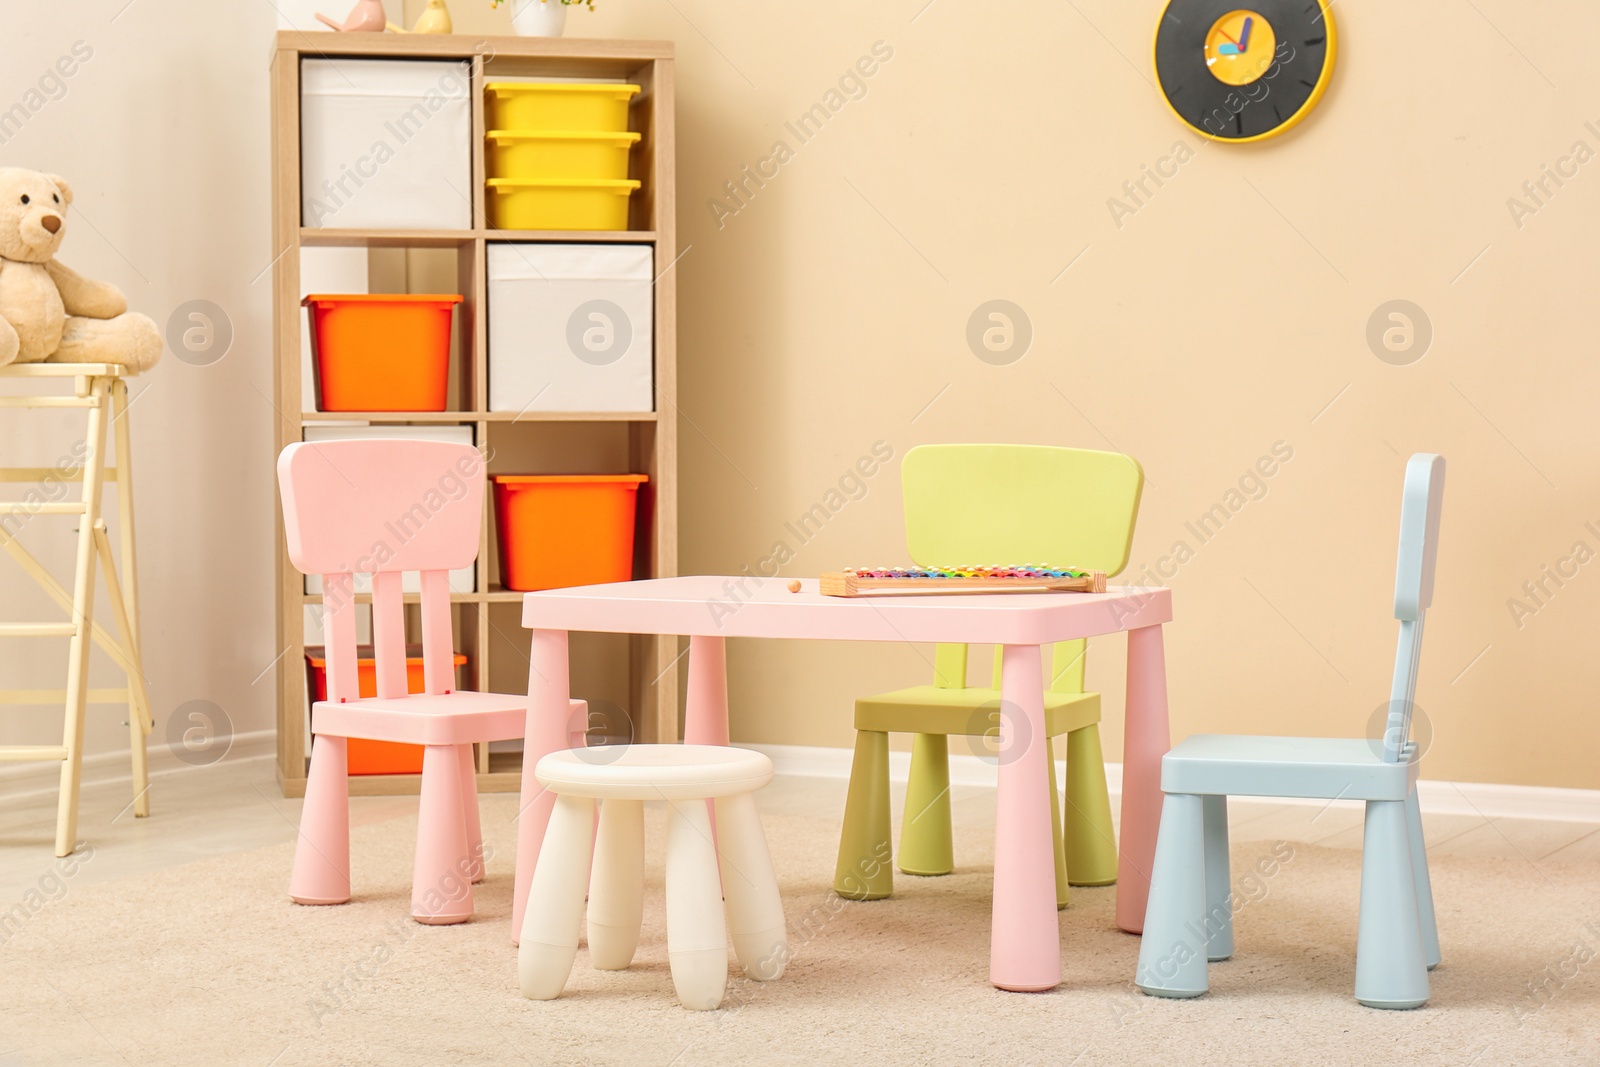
(2, 793, 1596, 1066)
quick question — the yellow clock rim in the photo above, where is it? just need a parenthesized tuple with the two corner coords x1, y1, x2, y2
(1152, 0, 1338, 144)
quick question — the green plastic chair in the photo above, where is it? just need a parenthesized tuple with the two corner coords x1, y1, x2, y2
(833, 444, 1145, 908)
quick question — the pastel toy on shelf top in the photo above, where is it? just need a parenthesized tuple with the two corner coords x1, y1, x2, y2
(388, 0, 453, 33)
(315, 0, 387, 31)
(0, 168, 161, 373)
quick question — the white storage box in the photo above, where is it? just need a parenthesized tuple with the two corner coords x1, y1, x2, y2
(301, 425, 477, 595)
(301, 58, 472, 231)
(488, 243, 654, 413)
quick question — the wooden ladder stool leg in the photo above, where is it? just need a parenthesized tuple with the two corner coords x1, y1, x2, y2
(54, 375, 110, 857)
(109, 378, 151, 818)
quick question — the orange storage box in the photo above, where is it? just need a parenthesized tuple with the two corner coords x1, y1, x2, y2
(305, 646, 469, 775)
(304, 294, 462, 412)
(492, 474, 647, 591)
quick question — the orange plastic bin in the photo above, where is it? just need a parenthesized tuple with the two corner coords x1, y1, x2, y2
(492, 474, 648, 592)
(305, 646, 469, 775)
(304, 294, 462, 412)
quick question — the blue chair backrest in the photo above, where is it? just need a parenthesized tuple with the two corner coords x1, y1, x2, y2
(1394, 454, 1446, 622)
(1384, 454, 1445, 762)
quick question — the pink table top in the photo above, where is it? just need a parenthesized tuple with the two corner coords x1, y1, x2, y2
(521, 576, 1172, 645)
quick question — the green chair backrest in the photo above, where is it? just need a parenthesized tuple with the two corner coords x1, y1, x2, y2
(901, 444, 1144, 694)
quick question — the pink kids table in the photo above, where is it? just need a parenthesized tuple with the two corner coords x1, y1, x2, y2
(513, 576, 1173, 992)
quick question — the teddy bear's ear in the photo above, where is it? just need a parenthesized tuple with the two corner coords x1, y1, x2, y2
(44, 175, 73, 207)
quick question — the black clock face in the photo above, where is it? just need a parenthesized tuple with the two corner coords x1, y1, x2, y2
(1154, 0, 1334, 142)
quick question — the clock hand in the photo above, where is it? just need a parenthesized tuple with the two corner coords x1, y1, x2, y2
(1237, 16, 1254, 51)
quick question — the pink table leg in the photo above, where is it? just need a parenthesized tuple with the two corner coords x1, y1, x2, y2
(512, 627, 573, 945)
(1117, 622, 1172, 934)
(991, 643, 1061, 991)
(684, 635, 729, 856)
(684, 635, 729, 746)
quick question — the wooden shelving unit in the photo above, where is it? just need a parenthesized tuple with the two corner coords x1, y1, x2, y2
(269, 33, 679, 798)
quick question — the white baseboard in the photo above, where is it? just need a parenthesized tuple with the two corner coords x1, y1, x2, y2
(745, 743, 1600, 825)
(0, 728, 276, 804)
(7, 736, 1597, 828)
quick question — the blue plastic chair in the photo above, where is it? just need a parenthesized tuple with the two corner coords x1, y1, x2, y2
(1136, 453, 1445, 1009)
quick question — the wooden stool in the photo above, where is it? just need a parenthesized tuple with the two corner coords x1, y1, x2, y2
(0, 363, 152, 856)
(518, 745, 787, 1010)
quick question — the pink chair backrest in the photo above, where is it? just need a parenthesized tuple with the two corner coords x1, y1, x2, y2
(277, 440, 485, 706)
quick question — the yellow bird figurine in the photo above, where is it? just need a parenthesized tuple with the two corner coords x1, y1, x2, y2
(388, 0, 454, 34)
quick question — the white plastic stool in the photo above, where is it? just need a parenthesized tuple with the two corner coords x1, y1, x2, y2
(518, 744, 787, 1010)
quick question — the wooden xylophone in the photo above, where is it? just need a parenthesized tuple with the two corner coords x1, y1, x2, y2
(818, 565, 1107, 598)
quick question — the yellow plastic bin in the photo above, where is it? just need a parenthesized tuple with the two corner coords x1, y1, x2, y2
(485, 83, 640, 133)
(486, 130, 641, 181)
(488, 178, 640, 231)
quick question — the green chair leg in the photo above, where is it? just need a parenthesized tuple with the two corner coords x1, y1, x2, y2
(835, 730, 894, 900)
(899, 733, 954, 876)
(1064, 724, 1119, 886)
(1047, 737, 1069, 909)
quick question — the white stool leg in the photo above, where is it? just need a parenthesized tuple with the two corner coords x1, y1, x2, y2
(1202, 794, 1233, 962)
(1355, 799, 1430, 1009)
(666, 798, 728, 1010)
(1135, 791, 1209, 998)
(1404, 785, 1441, 970)
(714, 792, 788, 981)
(518, 794, 596, 1000)
(588, 799, 644, 971)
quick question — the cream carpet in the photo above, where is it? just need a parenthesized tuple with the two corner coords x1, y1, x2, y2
(3, 793, 1596, 1066)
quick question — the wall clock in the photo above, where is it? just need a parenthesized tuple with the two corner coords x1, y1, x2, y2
(1153, 0, 1336, 143)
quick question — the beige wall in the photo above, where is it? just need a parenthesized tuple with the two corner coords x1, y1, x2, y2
(1, 2, 284, 775)
(3, 1, 1596, 791)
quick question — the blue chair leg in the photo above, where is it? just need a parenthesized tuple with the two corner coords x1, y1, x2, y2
(1404, 785, 1441, 970)
(1136, 791, 1209, 998)
(1202, 794, 1233, 962)
(1354, 798, 1430, 1009)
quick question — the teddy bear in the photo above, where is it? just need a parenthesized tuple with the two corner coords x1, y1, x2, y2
(0, 167, 161, 373)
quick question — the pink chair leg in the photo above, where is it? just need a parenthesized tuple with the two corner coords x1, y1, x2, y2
(458, 743, 485, 884)
(413, 743, 474, 925)
(290, 733, 351, 905)
(1118, 622, 1172, 934)
(514, 628, 573, 944)
(990, 644, 1061, 992)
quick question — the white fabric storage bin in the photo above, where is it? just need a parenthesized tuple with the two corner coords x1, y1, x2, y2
(301, 58, 472, 231)
(301, 425, 477, 595)
(488, 243, 654, 413)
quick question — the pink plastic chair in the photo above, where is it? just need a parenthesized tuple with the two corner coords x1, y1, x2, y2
(277, 439, 585, 924)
